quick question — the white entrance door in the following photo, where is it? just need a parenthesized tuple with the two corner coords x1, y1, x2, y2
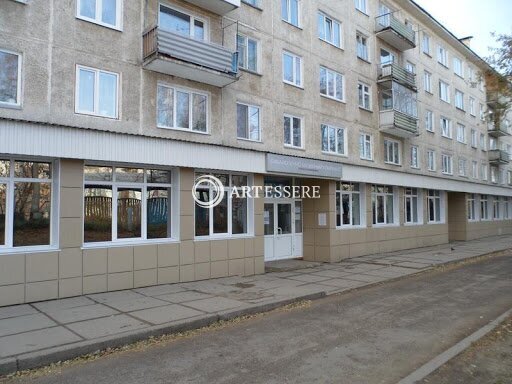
(264, 201, 302, 261)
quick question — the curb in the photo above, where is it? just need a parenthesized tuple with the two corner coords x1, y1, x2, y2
(397, 307, 512, 384)
(0, 292, 326, 375)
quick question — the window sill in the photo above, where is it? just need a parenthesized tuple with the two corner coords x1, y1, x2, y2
(360, 157, 373, 162)
(438, 62, 449, 69)
(441, 135, 453, 140)
(82, 239, 179, 249)
(357, 56, 371, 64)
(0, 102, 22, 110)
(239, 68, 262, 76)
(0, 246, 59, 255)
(410, 166, 420, 170)
(355, 8, 370, 17)
(157, 125, 210, 135)
(281, 19, 302, 30)
(237, 137, 263, 144)
(284, 144, 305, 151)
(75, 111, 119, 120)
(423, 52, 432, 58)
(320, 94, 346, 104)
(372, 223, 400, 228)
(241, 1, 263, 11)
(457, 140, 467, 145)
(359, 106, 373, 113)
(194, 234, 254, 241)
(322, 151, 348, 158)
(426, 129, 435, 134)
(318, 38, 344, 51)
(283, 81, 304, 90)
(440, 99, 451, 105)
(424, 90, 433, 96)
(427, 221, 444, 225)
(336, 225, 366, 230)
(76, 15, 122, 32)
(384, 162, 401, 167)
(404, 222, 423, 227)
(455, 107, 466, 113)
(442, 172, 454, 176)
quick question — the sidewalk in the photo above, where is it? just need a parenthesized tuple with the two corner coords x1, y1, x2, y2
(0, 235, 511, 375)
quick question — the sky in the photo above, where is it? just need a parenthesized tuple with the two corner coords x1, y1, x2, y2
(413, 0, 512, 59)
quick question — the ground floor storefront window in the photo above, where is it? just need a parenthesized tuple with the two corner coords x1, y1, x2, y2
(194, 173, 250, 238)
(0, 159, 54, 248)
(404, 188, 421, 224)
(372, 184, 395, 225)
(427, 190, 442, 223)
(336, 182, 362, 227)
(84, 165, 174, 243)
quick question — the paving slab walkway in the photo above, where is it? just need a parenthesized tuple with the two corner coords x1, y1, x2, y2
(0, 234, 511, 374)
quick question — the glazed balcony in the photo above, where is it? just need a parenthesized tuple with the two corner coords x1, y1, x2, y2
(143, 26, 239, 88)
(375, 13, 416, 51)
(488, 122, 511, 137)
(379, 109, 419, 138)
(378, 63, 416, 91)
(489, 149, 510, 165)
(183, 0, 240, 15)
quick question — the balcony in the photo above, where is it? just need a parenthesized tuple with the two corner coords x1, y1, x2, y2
(375, 14, 416, 51)
(143, 26, 239, 88)
(379, 110, 419, 138)
(378, 63, 416, 91)
(489, 149, 510, 165)
(488, 122, 511, 137)
(182, 0, 240, 15)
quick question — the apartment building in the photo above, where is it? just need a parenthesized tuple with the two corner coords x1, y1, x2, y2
(0, 0, 511, 306)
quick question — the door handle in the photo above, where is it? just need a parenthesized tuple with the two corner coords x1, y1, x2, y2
(277, 227, 282, 235)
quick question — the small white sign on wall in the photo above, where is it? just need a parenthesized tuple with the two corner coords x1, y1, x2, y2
(318, 213, 327, 226)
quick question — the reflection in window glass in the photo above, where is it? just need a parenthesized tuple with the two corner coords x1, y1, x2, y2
(176, 91, 190, 129)
(98, 72, 118, 118)
(232, 196, 247, 234)
(295, 200, 302, 233)
(84, 186, 113, 243)
(0, 160, 9, 177)
(146, 169, 172, 184)
(147, 187, 171, 239)
(195, 189, 209, 237)
(264, 203, 274, 236)
(0, 184, 5, 246)
(101, 0, 117, 25)
(117, 188, 142, 239)
(14, 162, 51, 179)
(0, 50, 20, 105)
(78, 69, 95, 113)
(80, 0, 96, 19)
(192, 94, 207, 132)
(115, 168, 144, 183)
(160, 6, 191, 36)
(84, 166, 112, 182)
(13, 182, 52, 247)
(213, 195, 228, 234)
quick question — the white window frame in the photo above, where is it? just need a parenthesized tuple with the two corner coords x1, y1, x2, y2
(437, 45, 448, 67)
(455, 89, 464, 110)
(479, 103, 485, 121)
(0, 158, 59, 253)
(384, 139, 401, 165)
(422, 33, 431, 56)
(492, 196, 501, 220)
(427, 150, 436, 171)
(453, 57, 464, 78)
(194, 172, 253, 239)
(441, 154, 453, 175)
(321, 124, 347, 156)
(236, 102, 261, 142)
(467, 194, 476, 221)
(237, 33, 260, 73)
(283, 114, 303, 149)
(481, 164, 488, 181)
(281, 0, 301, 27)
(318, 12, 342, 48)
(76, 0, 123, 30)
(439, 80, 450, 103)
(456, 123, 466, 144)
(440, 117, 452, 139)
(282, 51, 303, 88)
(156, 83, 209, 134)
(480, 194, 489, 220)
(427, 190, 444, 223)
(356, 32, 369, 62)
(0, 49, 22, 108)
(354, 0, 368, 14)
(410, 145, 419, 169)
(425, 110, 434, 132)
(491, 166, 498, 184)
(458, 158, 467, 177)
(359, 133, 373, 160)
(480, 133, 487, 151)
(358, 81, 371, 110)
(371, 184, 397, 226)
(423, 71, 432, 93)
(470, 129, 478, 148)
(75, 65, 119, 119)
(404, 187, 422, 225)
(471, 160, 478, 179)
(320, 66, 345, 102)
(83, 165, 178, 245)
(469, 97, 475, 116)
(336, 182, 364, 228)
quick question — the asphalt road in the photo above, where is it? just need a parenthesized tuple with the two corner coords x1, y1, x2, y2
(6, 255, 512, 384)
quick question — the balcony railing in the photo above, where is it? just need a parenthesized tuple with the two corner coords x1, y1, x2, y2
(489, 149, 510, 165)
(379, 109, 419, 138)
(142, 26, 239, 87)
(375, 13, 416, 51)
(182, 0, 240, 15)
(378, 63, 416, 91)
(488, 122, 511, 137)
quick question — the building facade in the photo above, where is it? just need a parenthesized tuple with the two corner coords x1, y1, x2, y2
(0, 0, 511, 306)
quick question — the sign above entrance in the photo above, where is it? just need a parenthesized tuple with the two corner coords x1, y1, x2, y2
(266, 154, 343, 179)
